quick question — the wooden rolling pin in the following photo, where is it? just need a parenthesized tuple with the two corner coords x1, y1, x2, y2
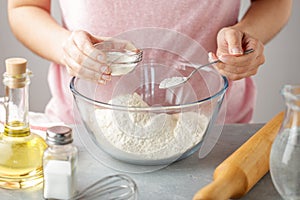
(193, 112, 284, 200)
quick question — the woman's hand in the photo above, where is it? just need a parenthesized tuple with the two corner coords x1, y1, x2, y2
(62, 30, 137, 84)
(209, 27, 265, 80)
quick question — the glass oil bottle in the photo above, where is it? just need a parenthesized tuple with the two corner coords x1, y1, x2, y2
(0, 58, 47, 189)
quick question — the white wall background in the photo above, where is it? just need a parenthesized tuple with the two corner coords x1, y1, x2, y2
(0, 1, 61, 112)
(0, 1, 299, 123)
(240, 1, 300, 122)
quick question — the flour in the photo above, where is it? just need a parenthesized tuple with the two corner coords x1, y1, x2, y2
(89, 93, 208, 161)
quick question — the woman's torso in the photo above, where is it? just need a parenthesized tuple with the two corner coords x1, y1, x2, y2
(46, 0, 255, 123)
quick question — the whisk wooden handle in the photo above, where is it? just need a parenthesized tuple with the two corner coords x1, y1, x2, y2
(193, 112, 284, 200)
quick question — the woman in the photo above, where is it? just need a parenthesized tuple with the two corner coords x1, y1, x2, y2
(7, 0, 292, 123)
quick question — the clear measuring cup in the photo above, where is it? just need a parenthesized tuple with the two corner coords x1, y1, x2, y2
(94, 40, 143, 76)
(270, 84, 300, 199)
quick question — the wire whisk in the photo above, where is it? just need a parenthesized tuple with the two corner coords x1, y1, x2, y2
(72, 174, 137, 200)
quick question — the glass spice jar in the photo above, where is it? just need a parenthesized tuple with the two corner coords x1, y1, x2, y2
(43, 126, 78, 200)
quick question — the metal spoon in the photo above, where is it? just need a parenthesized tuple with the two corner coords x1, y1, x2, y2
(159, 49, 254, 89)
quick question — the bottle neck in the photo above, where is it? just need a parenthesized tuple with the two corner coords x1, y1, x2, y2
(282, 85, 300, 129)
(283, 108, 300, 129)
(3, 72, 30, 137)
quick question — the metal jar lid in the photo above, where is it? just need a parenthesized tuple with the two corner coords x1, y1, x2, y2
(46, 126, 73, 145)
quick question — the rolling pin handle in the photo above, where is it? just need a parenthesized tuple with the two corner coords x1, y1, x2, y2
(193, 165, 248, 200)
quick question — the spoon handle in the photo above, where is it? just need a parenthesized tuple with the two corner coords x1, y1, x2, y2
(159, 48, 255, 89)
(212, 48, 254, 64)
(188, 48, 254, 79)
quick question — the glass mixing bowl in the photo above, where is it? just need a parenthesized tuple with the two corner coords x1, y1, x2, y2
(70, 48, 228, 171)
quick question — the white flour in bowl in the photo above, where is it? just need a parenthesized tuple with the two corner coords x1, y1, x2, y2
(89, 93, 208, 160)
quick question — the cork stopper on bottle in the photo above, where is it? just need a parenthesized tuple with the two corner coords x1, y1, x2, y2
(5, 58, 27, 75)
(4, 58, 28, 88)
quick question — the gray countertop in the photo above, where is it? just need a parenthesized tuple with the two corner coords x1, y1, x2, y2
(0, 123, 282, 200)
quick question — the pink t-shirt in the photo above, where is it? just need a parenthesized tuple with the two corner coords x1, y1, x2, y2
(45, 0, 256, 124)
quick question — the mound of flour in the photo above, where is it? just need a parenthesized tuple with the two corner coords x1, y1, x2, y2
(89, 93, 208, 160)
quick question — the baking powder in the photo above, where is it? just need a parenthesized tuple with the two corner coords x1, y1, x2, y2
(159, 76, 188, 89)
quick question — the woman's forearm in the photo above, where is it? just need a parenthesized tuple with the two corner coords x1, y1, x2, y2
(233, 0, 292, 44)
(8, 1, 70, 65)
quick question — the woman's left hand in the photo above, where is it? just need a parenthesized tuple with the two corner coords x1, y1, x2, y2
(209, 27, 265, 80)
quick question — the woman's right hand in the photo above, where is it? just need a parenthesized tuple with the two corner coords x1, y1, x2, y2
(62, 30, 137, 84)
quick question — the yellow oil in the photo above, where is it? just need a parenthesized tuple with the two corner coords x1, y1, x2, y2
(0, 121, 47, 189)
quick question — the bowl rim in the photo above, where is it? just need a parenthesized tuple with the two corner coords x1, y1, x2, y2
(70, 76, 228, 112)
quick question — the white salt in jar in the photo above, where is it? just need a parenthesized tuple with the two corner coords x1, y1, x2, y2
(43, 126, 78, 200)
